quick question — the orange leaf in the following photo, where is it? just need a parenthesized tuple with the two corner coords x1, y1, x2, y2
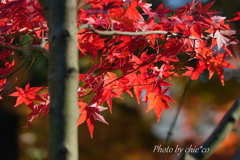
(143, 88, 174, 122)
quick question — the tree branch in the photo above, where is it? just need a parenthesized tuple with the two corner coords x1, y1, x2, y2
(0, 42, 49, 55)
(78, 24, 206, 40)
(179, 97, 240, 160)
(29, 45, 49, 55)
(160, 78, 191, 160)
(0, 52, 35, 79)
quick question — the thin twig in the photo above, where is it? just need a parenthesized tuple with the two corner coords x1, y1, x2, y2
(1, 52, 37, 97)
(0, 52, 35, 79)
(160, 77, 191, 160)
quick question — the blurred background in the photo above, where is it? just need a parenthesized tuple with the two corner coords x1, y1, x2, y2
(0, 0, 240, 160)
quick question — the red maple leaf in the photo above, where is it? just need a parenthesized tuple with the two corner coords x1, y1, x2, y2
(0, 79, 6, 92)
(9, 83, 44, 107)
(143, 3, 174, 20)
(90, 72, 123, 113)
(228, 12, 240, 21)
(77, 102, 108, 138)
(205, 16, 229, 30)
(1, 0, 239, 139)
(86, 1, 123, 15)
(143, 87, 174, 122)
(24, 94, 50, 129)
(127, 73, 148, 104)
(125, 0, 144, 22)
(0, 61, 15, 75)
(192, 1, 218, 20)
(183, 61, 206, 80)
(206, 52, 236, 85)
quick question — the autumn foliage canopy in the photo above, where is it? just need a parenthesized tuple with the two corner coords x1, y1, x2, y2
(0, 0, 240, 138)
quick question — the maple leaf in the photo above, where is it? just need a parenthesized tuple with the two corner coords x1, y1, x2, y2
(0, 60, 15, 75)
(209, 30, 239, 52)
(91, 72, 123, 113)
(159, 39, 184, 58)
(183, 61, 206, 80)
(86, 1, 123, 15)
(228, 12, 240, 21)
(127, 73, 148, 104)
(190, 24, 202, 38)
(153, 64, 178, 80)
(0, 79, 6, 92)
(9, 83, 44, 107)
(211, 30, 231, 50)
(196, 1, 216, 14)
(139, 2, 152, 12)
(0, 49, 14, 60)
(192, 1, 219, 20)
(206, 52, 236, 85)
(125, 0, 144, 22)
(0, 0, 46, 36)
(143, 3, 174, 20)
(143, 87, 174, 122)
(77, 102, 108, 138)
(24, 94, 50, 129)
(205, 16, 228, 30)
(176, 1, 194, 14)
(83, 16, 111, 26)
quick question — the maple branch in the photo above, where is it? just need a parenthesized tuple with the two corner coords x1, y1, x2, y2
(0, 42, 49, 55)
(77, 0, 87, 10)
(179, 97, 240, 160)
(0, 27, 46, 39)
(78, 24, 202, 39)
(0, 52, 35, 79)
(30, 45, 49, 55)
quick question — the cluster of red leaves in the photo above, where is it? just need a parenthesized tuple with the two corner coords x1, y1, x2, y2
(9, 83, 49, 128)
(0, 0, 48, 127)
(0, 0, 240, 137)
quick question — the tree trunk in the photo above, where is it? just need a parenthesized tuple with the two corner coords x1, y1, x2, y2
(43, 0, 79, 160)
